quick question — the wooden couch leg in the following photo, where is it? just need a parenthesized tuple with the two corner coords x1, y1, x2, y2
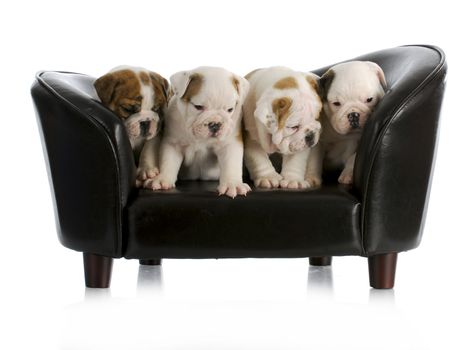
(309, 256, 332, 266)
(368, 253, 397, 289)
(83, 253, 113, 288)
(139, 259, 161, 266)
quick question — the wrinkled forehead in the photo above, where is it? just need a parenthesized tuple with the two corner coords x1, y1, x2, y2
(288, 92, 321, 116)
(111, 70, 142, 100)
(191, 71, 239, 106)
(111, 69, 166, 101)
(330, 65, 381, 98)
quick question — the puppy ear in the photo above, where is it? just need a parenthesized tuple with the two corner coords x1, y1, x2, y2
(318, 69, 335, 101)
(149, 72, 170, 105)
(231, 75, 250, 101)
(272, 97, 292, 129)
(170, 71, 203, 101)
(94, 73, 119, 105)
(365, 61, 387, 90)
(304, 73, 322, 97)
(255, 98, 277, 133)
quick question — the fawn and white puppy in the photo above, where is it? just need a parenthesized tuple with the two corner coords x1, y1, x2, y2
(305, 61, 387, 186)
(94, 66, 169, 186)
(243, 67, 323, 189)
(144, 66, 251, 198)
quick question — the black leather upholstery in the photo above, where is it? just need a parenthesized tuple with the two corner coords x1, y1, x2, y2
(125, 182, 362, 259)
(314, 45, 447, 254)
(31, 45, 447, 260)
(32, 72, 135, 257)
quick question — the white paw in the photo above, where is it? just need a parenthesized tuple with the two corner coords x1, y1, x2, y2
(218, 182, 251, 198)
(305, 175, 323, 188)
(338, 171, 353, 185)
(137, 166, 159, 181)
(136, 167, 159, 187)
(253, 173, 283, 189)
(280, 177, 311, 189)
(144, 176, 176, 191)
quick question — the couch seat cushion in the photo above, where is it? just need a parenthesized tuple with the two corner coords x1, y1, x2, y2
(124, 181, 362, 259)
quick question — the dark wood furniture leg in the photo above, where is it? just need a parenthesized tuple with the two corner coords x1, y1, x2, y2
(368, 253, 398, 289)
(139, 259, 162, 266)
(83, 253, 113, 288)
(309, 256, 332, 266)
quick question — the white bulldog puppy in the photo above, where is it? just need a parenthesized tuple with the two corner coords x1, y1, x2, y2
(94, 66, 169, 186)
(305, 61, 387, 186)
(144, 66, 251, 198)
(243, 67, 323, 189)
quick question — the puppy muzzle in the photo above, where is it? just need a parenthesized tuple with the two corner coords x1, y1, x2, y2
(274, 120, 321, 154)
(191, 112, 233, 140)
(333, 104, 371, 134)
(347, 112, 360, 129)
(124, 111, 160, 140)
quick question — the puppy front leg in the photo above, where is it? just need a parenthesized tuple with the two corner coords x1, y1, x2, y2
(338, 152, 356, 185)
(244, 137, 282, 188)
(144, 139, 183, 190)
(216, 140, 251, 198)
(305, 143, 324, 187)
(136, 135, 160, 187)
(280, 148, 311, 189)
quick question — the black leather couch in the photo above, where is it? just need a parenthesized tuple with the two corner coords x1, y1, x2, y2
(31, 45, 447, 289)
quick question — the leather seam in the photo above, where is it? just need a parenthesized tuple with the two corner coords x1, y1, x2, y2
(35, 71, 123, 258)
(360, 45, 446, 256)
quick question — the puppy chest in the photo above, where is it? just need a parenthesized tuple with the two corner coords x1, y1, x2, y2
(324, 141, 356, 169)
(180, 145, 220, 180)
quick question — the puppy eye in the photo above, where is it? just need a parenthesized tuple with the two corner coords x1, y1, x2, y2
(151, 105, 160, 113)
(366, 97, 373, 103)
(122, 105, 139, 114)
(287, 125, 300, 131)
(193, 104, 205, 111)
(333, 102, 341, 107)
(227, 107, 234, 113)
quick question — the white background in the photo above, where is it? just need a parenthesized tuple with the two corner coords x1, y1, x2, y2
(1, 0, 471, 349)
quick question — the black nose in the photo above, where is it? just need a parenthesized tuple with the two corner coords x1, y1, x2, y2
(305, 132, 315, 147)
(348, 112, 360, 129)
(140, 120, 150, 136)
(208, 122, 222, 134)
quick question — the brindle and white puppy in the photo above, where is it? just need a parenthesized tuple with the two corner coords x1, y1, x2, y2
(94, 66, 169, 186)
(305, 61, 387, 186)
(144, 66, 251, 198)
(243, 67, 323, 189)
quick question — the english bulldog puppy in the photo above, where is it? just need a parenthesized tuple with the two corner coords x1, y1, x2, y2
(144, 66, 251, 198)
(243, 67, 323, 189)
(305, 61, 387, 186)
(94, 66, 169, 186)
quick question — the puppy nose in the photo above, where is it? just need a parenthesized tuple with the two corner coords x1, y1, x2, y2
(348, 112, 360, 129)
(140, 120, 150, 136)
(305, 131, 315, 147)
(208, 122, 222, 134)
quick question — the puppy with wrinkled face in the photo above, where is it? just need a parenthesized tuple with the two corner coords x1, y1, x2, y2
(305, 61, 387, 186)
(243, 67, 323, 189)
(144, 66, 251, 198)
(94, 66, 169, 186)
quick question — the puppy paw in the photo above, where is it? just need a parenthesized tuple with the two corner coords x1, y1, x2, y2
(137, 166, 159, 181)
(254, 173, 283, 188)
(280, 177, 311, 189)
(305, 175, 323, 188)
(144, 176, 176, 191)
(218, 182, 251, 198)
(338, 171, 353, 185)
(136, 167, 159, 187)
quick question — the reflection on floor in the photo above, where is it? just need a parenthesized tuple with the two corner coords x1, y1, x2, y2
(81, 263, 395, 305)
(69, 260, 409, 350)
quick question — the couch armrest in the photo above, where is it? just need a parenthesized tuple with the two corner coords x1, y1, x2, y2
(354, 46, 447, 255)
(31, 71, 135, 258)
